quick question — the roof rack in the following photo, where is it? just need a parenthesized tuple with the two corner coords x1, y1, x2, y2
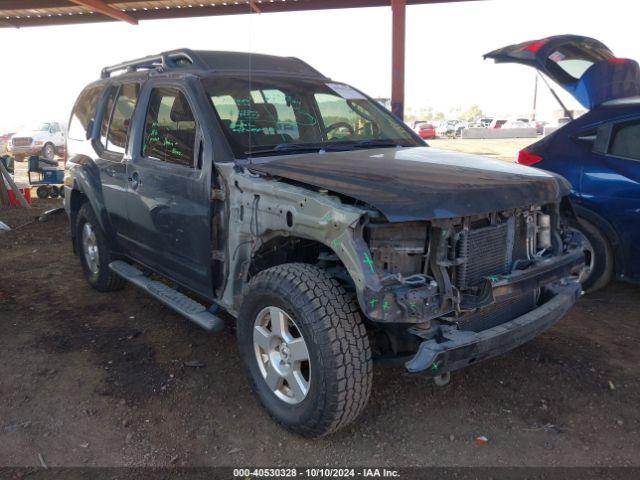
(101, 49, 204, 78)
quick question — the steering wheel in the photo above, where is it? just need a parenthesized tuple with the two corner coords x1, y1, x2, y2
(323, 122, 355, 138)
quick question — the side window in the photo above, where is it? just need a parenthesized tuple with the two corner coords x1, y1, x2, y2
(609, 120, 640, 160)
(100, 87, 117, 148)
(68, 85, 103, 141)
(105, 83, 139, 155)
(142, 87, 196, 168)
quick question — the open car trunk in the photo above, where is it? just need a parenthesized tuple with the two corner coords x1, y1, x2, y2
(484, 35, 640, 109)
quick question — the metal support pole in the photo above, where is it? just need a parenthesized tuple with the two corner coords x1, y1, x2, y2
(391, 0, 406, 120)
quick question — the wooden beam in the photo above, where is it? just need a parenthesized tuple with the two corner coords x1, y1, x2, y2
(68, 0, 137, 24)
(0, 0, 484, 28)
(249, 0, 262, 13)
(391, 0, 406, 120)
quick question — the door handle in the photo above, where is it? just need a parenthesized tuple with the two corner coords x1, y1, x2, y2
(129, 171, 141, 190)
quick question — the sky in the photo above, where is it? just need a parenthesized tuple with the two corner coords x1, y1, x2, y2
(1, 0, 639, 132)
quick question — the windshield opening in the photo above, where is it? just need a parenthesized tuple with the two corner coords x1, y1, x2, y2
(26, 122, 51, 132)
(203, 76, 422, 158)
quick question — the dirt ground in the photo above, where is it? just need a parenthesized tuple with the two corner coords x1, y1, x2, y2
(1, 149, 639, 468)
(428, 138, 534, 161)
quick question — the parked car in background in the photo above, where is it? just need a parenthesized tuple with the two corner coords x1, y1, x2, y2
(478, 117, 493, 127)
(436, 119, 461, 137)
(489, 119, 508, 129)
(503, 119, 532, 129)
(65, 49, 583, 437)
(534, 120, 549, 135)
(7, 121, 65, 162)
(416, 122, 437, 139)
(486, 34, 640, 291)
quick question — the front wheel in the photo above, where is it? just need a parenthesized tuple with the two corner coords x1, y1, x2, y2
(237, 263, 372, 437)
(42, 143, 55, 161)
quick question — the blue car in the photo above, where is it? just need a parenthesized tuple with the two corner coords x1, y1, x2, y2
(485, 35, 640, 292)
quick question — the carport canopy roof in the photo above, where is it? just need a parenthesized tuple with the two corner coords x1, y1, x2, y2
(0, 0, 480, 28)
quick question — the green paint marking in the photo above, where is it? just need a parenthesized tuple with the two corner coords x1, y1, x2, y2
(331, 238, 340, 250)
(431, 360, 441, 372)
(363, 252, 375, 273)
(369, 298, 378, 309)
(441, 228, 448, 237)
(409, 301, 417, 311)
(321, 212, 332, 223)
(382, 301, 391, 311)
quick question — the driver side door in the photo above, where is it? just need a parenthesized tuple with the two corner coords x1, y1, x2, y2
(123, 81, 213, 297)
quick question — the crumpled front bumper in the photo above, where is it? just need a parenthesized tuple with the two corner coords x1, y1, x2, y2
(405, 279, 581, 376)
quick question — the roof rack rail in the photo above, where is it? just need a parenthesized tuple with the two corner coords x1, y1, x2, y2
(101, 49, 204, 78)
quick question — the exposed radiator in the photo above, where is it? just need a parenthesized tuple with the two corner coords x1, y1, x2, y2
(455, 221, 514, 289)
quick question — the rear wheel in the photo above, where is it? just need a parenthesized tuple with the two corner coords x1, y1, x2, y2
(237, 263, 372, 437)
(75, 203, 125, 292)
(571, 218, 614, 293)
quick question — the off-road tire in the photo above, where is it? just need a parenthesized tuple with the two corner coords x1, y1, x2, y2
(237, 263, 372, 437)
(76, 203, 125, 292)
(574, 217, 614, 293)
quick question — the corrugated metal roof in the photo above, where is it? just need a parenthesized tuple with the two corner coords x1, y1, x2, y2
(0, 0, 481, 28)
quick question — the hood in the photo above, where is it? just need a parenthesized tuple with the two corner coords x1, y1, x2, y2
(484, 35, 640, 109)
(248, 147, 569, 222)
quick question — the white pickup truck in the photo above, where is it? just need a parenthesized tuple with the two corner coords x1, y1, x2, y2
(7, 121, 65, 161)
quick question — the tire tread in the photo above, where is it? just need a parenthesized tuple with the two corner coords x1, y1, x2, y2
(241, 263, 372, 437)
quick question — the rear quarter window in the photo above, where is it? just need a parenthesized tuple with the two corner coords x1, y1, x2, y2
(609, 119, 640, 160)
(68, 85, 104, 141)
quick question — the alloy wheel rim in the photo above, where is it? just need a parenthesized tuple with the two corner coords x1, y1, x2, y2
(82, 222, 100, 275)
(253, 306, 311, 404)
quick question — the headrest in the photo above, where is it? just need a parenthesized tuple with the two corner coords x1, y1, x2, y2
(170, 93, 194, 123)
(252, 103, 278, 123)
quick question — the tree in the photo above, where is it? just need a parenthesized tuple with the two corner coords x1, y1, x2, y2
(460, 105, 484, 122)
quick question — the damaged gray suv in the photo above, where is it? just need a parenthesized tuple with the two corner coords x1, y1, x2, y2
(64, 49, 584, 437)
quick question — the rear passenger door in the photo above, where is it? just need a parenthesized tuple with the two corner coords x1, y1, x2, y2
(124, 81, 213, 297)
(95, 82, 140, 238)
(581, 118, 640, 277)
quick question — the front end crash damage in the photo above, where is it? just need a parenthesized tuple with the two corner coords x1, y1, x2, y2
(357, 203, 584, 376)
(217, 163, 584, 377)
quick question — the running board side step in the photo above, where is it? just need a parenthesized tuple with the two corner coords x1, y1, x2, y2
(109, 260, 224, 332)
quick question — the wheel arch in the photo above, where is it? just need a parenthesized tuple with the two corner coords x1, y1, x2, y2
(572, 203, 625, 277)
(248, 235, 351, 284)
(67, 166, 116, 253)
